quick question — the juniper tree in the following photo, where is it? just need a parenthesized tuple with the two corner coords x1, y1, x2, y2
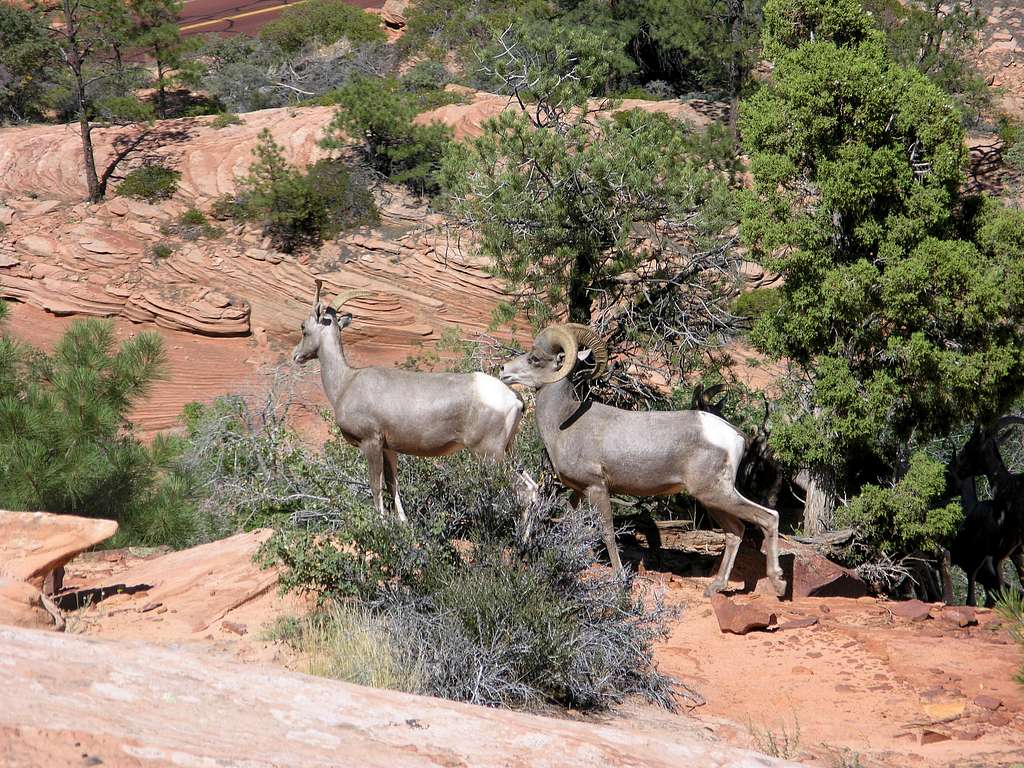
(441, 27, 742, 404)
(739, 0, 1024, 559)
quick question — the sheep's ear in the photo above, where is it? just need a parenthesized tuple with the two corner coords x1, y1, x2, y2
(337, 312, 353, 329)
(577, 349, 593, 363)
(319, 306, 336, 326)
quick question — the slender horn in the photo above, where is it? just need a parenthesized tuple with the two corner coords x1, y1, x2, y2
(564, 323, 608, 379)
(314, 280, 324, 317)
(536, 325, 579, 383)
(332, 289, 372, 311)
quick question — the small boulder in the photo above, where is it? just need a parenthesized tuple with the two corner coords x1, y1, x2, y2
(919, 729, 950, 745)
(888, 599, 932, 622)
(974, 694, 1002, 711)
(942, 606, 978, 628)
(381, 0, 407, 27)
(711, 594, 778, 635)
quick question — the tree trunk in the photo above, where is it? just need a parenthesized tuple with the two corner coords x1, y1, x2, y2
(155, 46, 167, 119)
(567, 254, 594, 323)
(74, 72, 101, 202)
(802, 467, 837, 538)
(727, 0, 743, 140)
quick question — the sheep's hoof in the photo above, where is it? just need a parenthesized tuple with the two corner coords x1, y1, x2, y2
(704, 579, 727, 597)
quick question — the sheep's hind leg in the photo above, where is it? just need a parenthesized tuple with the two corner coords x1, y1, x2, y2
(706, 489, 787, 598)
(383, 449, 407, 523)
(361, 439, 386, 518)
(587, 485, 624, 576)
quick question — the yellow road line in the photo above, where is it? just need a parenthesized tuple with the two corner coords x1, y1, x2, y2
(179, 0, 307, 31)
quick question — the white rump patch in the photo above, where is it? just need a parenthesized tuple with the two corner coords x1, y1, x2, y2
(473, 372, 519, 412)
(698, 411, 745, 466)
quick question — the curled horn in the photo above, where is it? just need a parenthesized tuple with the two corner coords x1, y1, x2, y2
(563, 323, 608, 380)
(331, 289, 372, 311)
(994, 414, 1024, 444)
(535, 325, 579, 383)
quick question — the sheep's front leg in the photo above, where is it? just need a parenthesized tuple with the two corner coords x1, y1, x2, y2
(361, 439, 385, 518)
(383, 449, 407, 523)
(588, 485, 624, 575)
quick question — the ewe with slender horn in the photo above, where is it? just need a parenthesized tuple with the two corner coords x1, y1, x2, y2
(293, 281, 525, 519)
(501, 324, 787, 596)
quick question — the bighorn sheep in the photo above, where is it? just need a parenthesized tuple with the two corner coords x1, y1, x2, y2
(293, 281, 525, 519)
(500, 324, 787, 596)
(948, 417, 1024, 606)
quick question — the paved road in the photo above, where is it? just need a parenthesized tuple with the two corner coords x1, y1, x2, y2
(179, 0, 384, 37)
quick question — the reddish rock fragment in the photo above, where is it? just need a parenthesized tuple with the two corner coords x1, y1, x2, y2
(711, 594, 778, 635)
(974, 694, 1002, 711)
(888, 599, 932, 622)
(777, 617, 819, 631)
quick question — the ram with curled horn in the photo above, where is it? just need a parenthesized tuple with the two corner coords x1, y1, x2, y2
(500, 323, 787, 596)
(293, 280, 527, 519)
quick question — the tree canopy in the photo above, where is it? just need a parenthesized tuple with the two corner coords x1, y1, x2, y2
(739, 0, 1024, 554)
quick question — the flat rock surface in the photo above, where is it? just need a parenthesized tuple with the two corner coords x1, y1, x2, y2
(0, 510, 117, 587)
(0, 625, 796, 768)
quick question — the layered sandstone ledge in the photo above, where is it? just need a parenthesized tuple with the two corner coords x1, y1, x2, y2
(0, 94, 718, 340)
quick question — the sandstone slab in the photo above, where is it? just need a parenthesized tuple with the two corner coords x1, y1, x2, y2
(0, 625, 800, 767)
(0, 511, 118, 588)
(77, 529, 279, 633)
(0, 577, 53, 630)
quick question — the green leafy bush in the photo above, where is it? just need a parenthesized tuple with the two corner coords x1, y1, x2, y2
(260, 0, 385, 55)
(211, 112, 243, 128)
(224, 129, 377, 252)
(0, 314, 205, 548)
(115, 164, 180, 202)
(322, 75, 453, 196)
(161, 207, 224, 241)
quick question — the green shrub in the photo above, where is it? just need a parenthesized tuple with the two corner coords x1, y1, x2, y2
(322, 75, 453, 196)
(994, 588, 1024, 686)
(0, 317, 205, 548)
(260, 0, 385, 55)
(185, 377, 673, 712)
(115, 164, 180, 202)
(225, 129, 377, 252)
(732, 287, 783, 320)
(162, 208, 225, 241)
(150, 242, 173, 261)
(211, 112, 243, 129)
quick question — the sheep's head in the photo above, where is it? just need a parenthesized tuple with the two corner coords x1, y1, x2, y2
(292, 281, 370, 364)
(500, 323, 607, 389)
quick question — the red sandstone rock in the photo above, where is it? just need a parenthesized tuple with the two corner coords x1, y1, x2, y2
(888, 600, 933, 622)
(0, 625, 799, 768)
(728, 536, 867, 599)
(711, 594, 778, 634)
(974, 694, 1003, 711)
(0, 577, 54, 630)
(942, 606, 978, 628)
(0, 511, 118, 589)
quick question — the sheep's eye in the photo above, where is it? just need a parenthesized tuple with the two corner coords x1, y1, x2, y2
(528, 355, 539, 365)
